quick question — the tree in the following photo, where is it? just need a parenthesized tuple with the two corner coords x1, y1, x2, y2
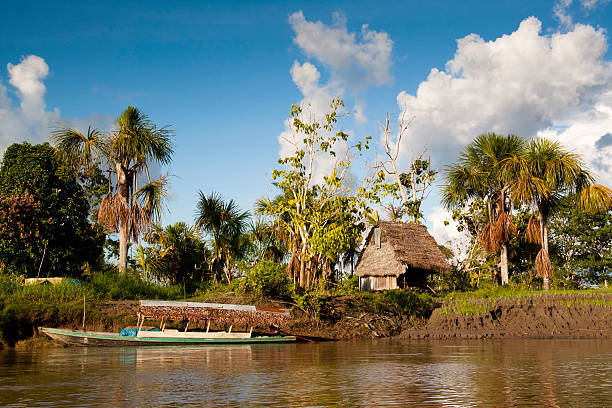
(503, 138, 612, 290)
(549, 207, 611, 286)
(442, 133, 525, 285)
(143, 222, 209, 285)
(368, 112, 436, 224)
(267, 99, 369, 288)
(195, 191, 250, 284)
(0, 143, 103, 276)
(52, 106, 174, 272)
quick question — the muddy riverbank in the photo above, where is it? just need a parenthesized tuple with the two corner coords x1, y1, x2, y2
(401, 292, 612, 339)
(2, 292, 611, 348)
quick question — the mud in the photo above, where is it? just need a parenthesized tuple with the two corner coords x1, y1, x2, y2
(401, 293, 612, 340)
(5, 292, 611, 348)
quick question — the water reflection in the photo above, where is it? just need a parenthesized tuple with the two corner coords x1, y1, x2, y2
(1, 339, 610, 407)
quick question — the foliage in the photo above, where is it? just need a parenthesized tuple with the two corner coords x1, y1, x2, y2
(377, 289, 436, 317)
(239, 261, 292, 299)
(52, 106, 174, 272)
(195, 191, 250, 284)
(0, 143, 104, 277)
(268, 99, 369, 288)
(442, 133, 524, 285)
(502, 137, 612, 288)
(88, 270, 182, 300)
(549, 207, 611, 285)
(142, 222, 209, 285)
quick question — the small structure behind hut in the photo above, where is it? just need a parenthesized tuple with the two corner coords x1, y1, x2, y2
(354, 222, 450, 291)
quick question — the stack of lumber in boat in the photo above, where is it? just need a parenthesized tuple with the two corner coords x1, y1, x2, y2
(139, 300, 291, 326)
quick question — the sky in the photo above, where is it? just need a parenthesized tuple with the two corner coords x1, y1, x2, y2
(1, 0, 611, 250)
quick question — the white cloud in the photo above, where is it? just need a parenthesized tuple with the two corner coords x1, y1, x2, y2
(0, 55, 60, 154)
(396, 17, 612, 173)
(288, 10, 392, 89)
(580, 0, 610, 10)
(280, 11, 393, 185)
(278, 61, 348, 184)
(553, 0, 610, 29)
(537, 90, 612, 184)
(554, 0, 574, 29)
(426, 206, 471, 262)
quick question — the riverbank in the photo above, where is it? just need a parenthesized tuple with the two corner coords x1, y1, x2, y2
(401, 291, 612, 339)
(2, 290, 611, 348)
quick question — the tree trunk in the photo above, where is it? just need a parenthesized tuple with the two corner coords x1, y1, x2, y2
(540, 208, 551, 291)
(500, 243, 509, 285)
(299, 257, 306, 289)
(117, 164, 130, 273)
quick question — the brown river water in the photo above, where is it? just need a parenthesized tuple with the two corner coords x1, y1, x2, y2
(1, 339, 610, 407)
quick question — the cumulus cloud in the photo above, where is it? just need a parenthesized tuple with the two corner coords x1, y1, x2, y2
(553, 0, 610, 29)
(288, 11, 392, 89)
(280, 11, 393, 184)
(426, 206, 471, 262)
(536, 90, 612, 183)
(0, 55, 60, 154)
(396, 17, 612, 173)
(278, 61, 349, 184)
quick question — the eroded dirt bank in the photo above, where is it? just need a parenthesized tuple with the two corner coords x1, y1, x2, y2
(401, 293, 612, 340)
(4, 292, 611, 349)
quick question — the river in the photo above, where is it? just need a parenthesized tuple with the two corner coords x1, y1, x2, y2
(1, 339, 610, 407)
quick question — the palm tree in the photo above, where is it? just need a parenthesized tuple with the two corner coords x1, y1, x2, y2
(52, 106, 174, 272)
(502, 138, 611, 290)
(442, 133, 525, 285)
(254, 194, 299, 283)
(195, 191, 249, 284)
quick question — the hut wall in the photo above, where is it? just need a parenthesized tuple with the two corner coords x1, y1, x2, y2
(355, 240, 404, 278)
(398, 269, 429, 289)
(359, 275, 398, 292)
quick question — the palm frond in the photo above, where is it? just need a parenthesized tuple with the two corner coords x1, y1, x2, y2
(97, 192, 119, 232)
(51, 124, 108, 169)
(535, 248, 552, 278)
(133, 175, 169, 223)
(111, 106, 174, 168)
(578, 184, 612, 213)
(525, 214, 541, 244)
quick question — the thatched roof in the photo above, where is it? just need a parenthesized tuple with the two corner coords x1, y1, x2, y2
(139, 300, 291, 326)
(355, 221, 450, 277)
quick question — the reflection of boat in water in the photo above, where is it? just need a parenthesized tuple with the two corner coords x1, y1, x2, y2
(43, 300, 296, 346)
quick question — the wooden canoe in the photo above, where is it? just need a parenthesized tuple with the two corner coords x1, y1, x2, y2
(42, 327, 296, 346)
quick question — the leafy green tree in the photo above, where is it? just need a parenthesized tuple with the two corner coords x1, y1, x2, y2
(0, 143, 104, 276)
(503, 138, 611, 290)
(195, 191, 250, 284)
(143, 222, 209, 285)
(268, 99, 369, 288)
(52, 106, 174, 272)
(549, 207, 611, 286)
(245, 217, 287, 264)
(442, 133, 525, 285)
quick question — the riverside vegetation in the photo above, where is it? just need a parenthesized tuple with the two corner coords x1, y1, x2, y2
(0, 102, 611, 347)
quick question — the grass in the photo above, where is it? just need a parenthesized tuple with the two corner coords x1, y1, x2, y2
(0, 271, 184, 347)
(437, 286, 612, 316)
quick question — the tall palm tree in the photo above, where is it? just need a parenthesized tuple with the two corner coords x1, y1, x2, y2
(195, 191, 249, 284)
(52, 106, 174, 272)
(442, 133, 525, 285)
(502, 138, 611, 290)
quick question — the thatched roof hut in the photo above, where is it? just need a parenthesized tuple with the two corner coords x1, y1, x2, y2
(354, 222, 450, 291)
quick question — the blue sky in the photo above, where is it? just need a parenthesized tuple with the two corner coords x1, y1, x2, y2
(1, 0, 611, 247)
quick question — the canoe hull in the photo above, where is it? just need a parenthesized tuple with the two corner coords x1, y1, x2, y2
(42, 328, 296, 346)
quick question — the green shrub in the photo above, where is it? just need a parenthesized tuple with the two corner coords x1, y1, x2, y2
(89, 270, 182, 300)
(377, 289, 437, 318)
(239, 261, 291, 299)
(0, 274, 19, 296)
